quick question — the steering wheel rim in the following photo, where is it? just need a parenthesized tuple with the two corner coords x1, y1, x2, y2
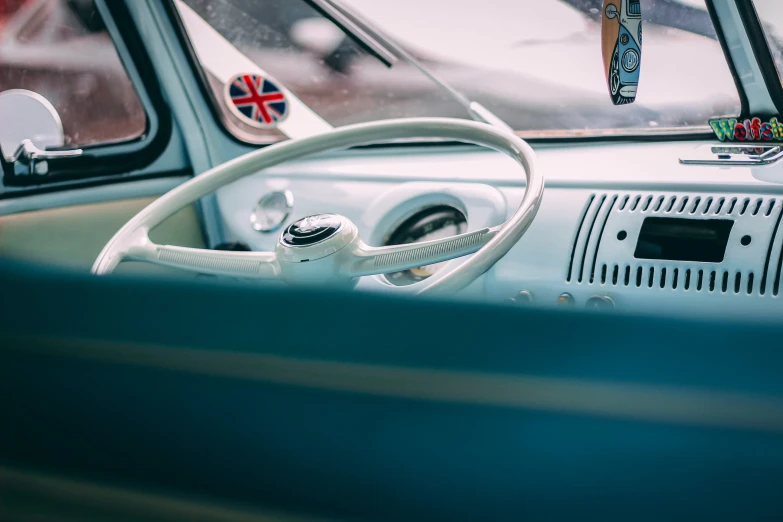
(92, 118, 543, 296)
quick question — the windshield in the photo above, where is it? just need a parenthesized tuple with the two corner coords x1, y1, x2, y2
(177, 0, 740, 143)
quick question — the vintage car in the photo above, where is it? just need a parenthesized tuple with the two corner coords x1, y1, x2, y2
(2, 0, 783, 520)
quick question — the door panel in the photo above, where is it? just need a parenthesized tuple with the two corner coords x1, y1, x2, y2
(0, 197, 205, 273)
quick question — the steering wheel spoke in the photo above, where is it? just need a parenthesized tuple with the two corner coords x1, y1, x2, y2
(345, 227, 498, 277)
(128, 243, 280, 279)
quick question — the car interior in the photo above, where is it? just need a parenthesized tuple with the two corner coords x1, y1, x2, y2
(2, 0, 783, 520)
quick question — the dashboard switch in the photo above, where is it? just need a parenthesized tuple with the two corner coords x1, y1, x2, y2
(557, 293, 575, 306)
(586, 295, 615, 310)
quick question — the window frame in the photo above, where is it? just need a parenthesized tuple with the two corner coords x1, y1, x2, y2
(164, 0, 752, 147)
(734, 0, 783, 116)
(1, 0, 173, 187)
(706, 0, 751, 118)
(161, 0, 248, 148)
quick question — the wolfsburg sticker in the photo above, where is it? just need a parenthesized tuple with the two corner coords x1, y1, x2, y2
(709, 116, 783, 142)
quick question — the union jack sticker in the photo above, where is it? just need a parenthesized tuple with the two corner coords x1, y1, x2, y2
(224, 73, 289, 128)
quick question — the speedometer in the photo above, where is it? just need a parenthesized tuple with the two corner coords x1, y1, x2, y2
(383, 206, 468, 286)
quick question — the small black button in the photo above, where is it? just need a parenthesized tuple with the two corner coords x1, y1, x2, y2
(214, 242, 252, 251)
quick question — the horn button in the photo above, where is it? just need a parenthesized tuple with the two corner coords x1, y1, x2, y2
(281, 213, 342, 246)
(276, 213, 359, 266)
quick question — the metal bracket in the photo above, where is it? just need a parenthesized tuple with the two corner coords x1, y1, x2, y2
(679, 144, 783, 166)
(11, 139, 83, 176)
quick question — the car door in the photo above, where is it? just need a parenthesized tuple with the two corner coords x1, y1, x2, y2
(0, 0, 206, 271)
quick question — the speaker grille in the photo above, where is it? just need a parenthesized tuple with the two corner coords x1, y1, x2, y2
(565, 193, 783, 297)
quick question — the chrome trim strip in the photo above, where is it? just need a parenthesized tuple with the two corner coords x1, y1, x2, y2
(680, 144, 783, 165)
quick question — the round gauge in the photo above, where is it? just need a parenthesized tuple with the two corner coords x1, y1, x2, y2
(383, 206, 468, 286)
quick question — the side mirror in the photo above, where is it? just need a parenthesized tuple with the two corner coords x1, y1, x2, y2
(602, 0, 641, 105)
(0, 89, 82, 177)
(0, 89, 66, 161)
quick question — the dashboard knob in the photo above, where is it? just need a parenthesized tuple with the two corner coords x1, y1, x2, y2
(585, 295, 615, 310)
(557, 292, 575, 306)
(250, 190, 294, 233)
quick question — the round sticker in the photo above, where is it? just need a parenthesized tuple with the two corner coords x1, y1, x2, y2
(224, 73, 289, 128)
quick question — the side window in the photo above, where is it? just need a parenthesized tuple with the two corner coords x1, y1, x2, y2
(0, 0, 147, 148)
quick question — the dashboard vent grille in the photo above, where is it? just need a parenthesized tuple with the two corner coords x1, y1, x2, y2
(566, 192, 783, 297)
(566, 193, 617, 284)
(595, 265, 758, 295)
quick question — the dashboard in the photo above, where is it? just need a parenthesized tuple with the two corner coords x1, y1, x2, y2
(215, 139, 783, 318)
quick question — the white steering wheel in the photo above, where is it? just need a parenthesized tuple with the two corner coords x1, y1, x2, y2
(93, 118, 543, 295)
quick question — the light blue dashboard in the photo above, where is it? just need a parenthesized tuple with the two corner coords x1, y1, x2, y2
(213, 139, 783, 318)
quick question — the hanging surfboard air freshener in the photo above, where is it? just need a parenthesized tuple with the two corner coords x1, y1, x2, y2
(602, 0, 642, 105)
(224, 73, 290, 128)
